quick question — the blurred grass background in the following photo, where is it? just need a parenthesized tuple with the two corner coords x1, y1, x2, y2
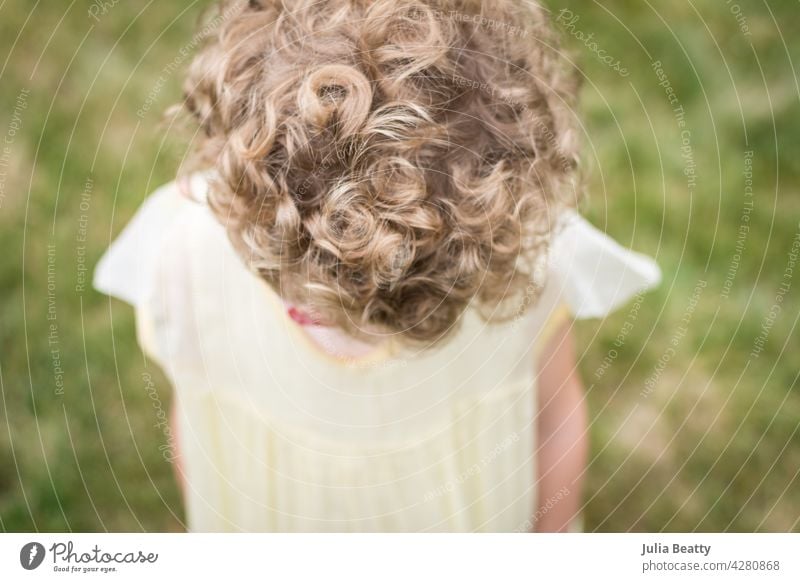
(0, 0, 797, 531)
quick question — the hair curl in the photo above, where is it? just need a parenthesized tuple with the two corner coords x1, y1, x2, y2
(177, 0, 581, 345)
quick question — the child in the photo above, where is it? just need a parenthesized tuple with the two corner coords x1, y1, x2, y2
(95, 0, 660, 532)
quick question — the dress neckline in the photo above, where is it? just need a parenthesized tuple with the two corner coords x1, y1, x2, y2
(256, 278, 398, 368)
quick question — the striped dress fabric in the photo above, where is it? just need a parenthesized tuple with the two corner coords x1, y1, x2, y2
(94, 173, 660, 532)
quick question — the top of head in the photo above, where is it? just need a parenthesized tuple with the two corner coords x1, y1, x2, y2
(178, 0, 581, 346)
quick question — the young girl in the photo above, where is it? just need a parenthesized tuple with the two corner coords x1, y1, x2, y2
(95, 0, 660, 532)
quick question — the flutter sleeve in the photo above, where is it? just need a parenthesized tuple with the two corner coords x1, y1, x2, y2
(547, 210, 662, 320)
(92, 173, 210, 364)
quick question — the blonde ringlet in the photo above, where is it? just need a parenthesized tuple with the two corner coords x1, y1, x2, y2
(176, 0, 581, 346)
(297, 64, 373, 135)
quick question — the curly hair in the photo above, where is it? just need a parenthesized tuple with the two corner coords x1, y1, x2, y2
(176, 0, 580, 345)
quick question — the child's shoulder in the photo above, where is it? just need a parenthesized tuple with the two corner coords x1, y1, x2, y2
(93, 172, 662, 335)
(93, 171, 220, 307)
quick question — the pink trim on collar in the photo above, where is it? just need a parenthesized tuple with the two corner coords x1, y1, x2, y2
(285, 304, 329, 326)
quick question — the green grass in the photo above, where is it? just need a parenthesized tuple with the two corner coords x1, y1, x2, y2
(0, 0, 798, 531)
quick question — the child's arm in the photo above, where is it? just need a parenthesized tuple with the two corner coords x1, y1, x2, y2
(534, 320, 588, 532)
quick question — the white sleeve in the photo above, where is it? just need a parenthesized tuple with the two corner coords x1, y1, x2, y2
(92, 173, 212, 365)
(92, 173, 210, 307)
(548, 211, 662, 319)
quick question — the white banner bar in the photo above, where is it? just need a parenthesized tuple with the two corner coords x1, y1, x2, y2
(1, 533, 798, 581)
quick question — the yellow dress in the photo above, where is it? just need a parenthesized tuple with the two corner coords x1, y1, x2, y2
(94, 173, 660, 532)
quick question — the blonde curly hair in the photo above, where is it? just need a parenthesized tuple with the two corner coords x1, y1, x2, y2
(177, 0, 580, 345)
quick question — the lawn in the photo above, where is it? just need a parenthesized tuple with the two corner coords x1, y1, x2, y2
(0, 0, 797, 532)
